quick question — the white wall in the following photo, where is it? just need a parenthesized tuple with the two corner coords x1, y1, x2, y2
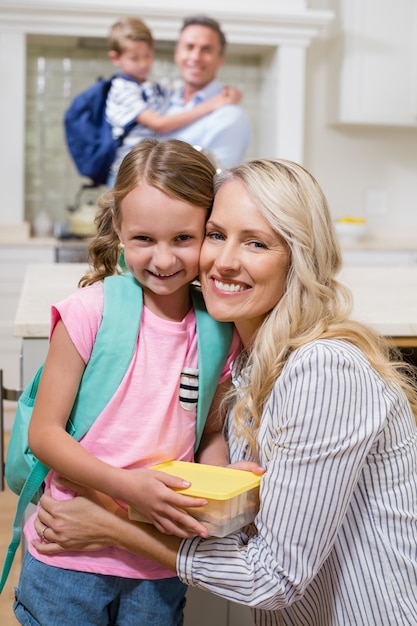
(3, 0, 415, 239)
(305, 0, 417, 237)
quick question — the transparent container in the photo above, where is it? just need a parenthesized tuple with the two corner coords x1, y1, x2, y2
(129, 460, 262, 537)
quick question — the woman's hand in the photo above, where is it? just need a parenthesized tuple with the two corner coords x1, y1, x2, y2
(33, 481, 182, 573)
(33, 487, 121, 554)
(227, 460, 265, 475)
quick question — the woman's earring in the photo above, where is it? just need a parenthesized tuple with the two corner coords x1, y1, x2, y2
(118, 242, 127, 271)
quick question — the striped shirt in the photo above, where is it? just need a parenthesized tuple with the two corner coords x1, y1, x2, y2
(178, 339, 417, 625)
(105, 76, 170, 175)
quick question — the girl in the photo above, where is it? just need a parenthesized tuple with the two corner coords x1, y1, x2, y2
(14, 139, 244, 626)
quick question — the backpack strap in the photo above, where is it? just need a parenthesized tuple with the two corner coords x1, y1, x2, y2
(67, 273, 142, 438)
(192, 288, 233, 450)
(0, 273, 142, 594)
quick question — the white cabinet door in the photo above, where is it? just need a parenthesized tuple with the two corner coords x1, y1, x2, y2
(184, 587, 228, 626)
(0, 245, 54, 392)
(184, 587, 254, 626)
(331, 0, 417, 126)
(229, 601, 254, 625)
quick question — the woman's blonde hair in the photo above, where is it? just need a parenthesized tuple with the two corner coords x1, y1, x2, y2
(215, 159, 417, 453)
(80, 138, 216, 286)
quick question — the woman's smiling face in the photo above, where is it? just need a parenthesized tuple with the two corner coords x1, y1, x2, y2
(200, 179, 290, 347)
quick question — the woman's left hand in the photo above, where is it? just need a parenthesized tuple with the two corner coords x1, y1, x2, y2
(33, 481, 125, 554)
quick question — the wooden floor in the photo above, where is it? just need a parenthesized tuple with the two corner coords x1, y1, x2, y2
(0, 433, 20, 625)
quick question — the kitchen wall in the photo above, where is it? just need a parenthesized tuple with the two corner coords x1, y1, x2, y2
(4, 0, 417, 240)
(305, 0, 417, 237)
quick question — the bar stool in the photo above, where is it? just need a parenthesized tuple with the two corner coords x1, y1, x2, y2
(0, 370, 22, 491)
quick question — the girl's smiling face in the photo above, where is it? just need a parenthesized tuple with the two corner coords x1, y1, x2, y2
(200, 179, 290, 346)
(117, 182, 207, 320)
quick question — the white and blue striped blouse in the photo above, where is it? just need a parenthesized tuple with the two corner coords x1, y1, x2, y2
(178, 339, 417, 625)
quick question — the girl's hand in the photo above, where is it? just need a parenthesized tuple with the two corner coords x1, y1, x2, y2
(208, 87, 242, 111)
(221, 86, 242, 104)
(117, 467, 209, 537)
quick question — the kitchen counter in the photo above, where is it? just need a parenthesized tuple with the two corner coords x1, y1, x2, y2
(13, 263, 417, 346)
(339, 233, 417, 252)
(14, 263, 88, 338)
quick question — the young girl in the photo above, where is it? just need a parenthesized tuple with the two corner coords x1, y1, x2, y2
(14, 139, 242, 625)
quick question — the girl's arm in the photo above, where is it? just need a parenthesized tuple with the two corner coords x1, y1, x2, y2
(197, 378, 264, 474)
(28, 320, 209, 538)
(137, 87, 241, 133)
(196, 379, 230, 466)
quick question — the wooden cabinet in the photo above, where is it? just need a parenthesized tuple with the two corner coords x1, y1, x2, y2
(330, 0, 417, 126)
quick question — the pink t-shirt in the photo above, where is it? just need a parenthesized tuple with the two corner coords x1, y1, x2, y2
(25, 282, 241, 579)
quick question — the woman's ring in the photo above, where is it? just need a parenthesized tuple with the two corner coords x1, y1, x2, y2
(41, 525, 49, 542)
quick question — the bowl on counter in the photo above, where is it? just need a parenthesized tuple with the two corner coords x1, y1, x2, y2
(334, 217, 368, 244)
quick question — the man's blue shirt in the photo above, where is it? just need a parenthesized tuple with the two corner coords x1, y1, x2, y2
(161, 79, 252, 168)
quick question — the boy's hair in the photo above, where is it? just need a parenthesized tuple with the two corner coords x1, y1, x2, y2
(108, 16, 154, 54)
(180, 15, 227, 55)
(80, 138, 216, 286)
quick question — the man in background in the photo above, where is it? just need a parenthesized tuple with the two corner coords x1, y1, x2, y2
(161, 15, 252, 168)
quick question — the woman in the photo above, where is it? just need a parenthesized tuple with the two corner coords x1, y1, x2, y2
(34, 159, 417, 625)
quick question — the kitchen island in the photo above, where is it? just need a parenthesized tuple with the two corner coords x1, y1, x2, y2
(14, 262, 417, 349)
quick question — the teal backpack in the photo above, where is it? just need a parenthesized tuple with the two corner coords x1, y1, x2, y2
(0, 271, 233, 593)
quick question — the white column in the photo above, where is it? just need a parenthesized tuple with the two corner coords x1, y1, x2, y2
(260, 44, 307, 164)
(0, 30, 26, 223)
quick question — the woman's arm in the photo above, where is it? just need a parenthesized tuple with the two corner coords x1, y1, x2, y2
(137, 87, 241, 133)
(34, 487, 180, 572)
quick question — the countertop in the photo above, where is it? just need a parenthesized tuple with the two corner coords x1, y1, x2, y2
(338, 234, 417, 252)
(13, 263, 417, 343)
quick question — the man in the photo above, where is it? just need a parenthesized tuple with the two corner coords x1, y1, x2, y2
(161, 15, 252, 168)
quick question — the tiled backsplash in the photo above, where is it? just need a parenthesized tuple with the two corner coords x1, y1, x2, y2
(25, 38, 262, 227)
